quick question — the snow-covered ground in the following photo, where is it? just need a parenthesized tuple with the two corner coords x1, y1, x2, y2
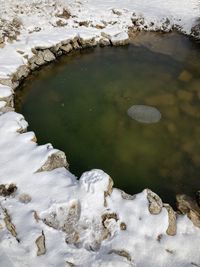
(0, 1, 200, 266)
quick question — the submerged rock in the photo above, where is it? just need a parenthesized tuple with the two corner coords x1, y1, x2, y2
(127, 105, 161, 123)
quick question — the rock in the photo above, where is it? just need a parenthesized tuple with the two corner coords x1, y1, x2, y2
(110, 32, 129, 46)
(36, 151, 69, 172)
(35, 231, 46, 256)
(196, 191, 200, 207)
(178, 70, 192, 82)
(145, 93, 175, 106)
(104, 176, 113, 207)
(108, 249, 132, 262)
(176, 194, 200, 228)
(120, 189, 136, 200)
(79, 37, 97, 48)
(102, 213, 118, 228)
(42, 49, 56, 62)
(120, 222, 127, 230)
(60, 43, 73, 54)
(0, 183, 17, 197)
(147, 189, 163, 215)
(163, 204, 177, 236)
(72, 40, 81, 50)
(13, 65, 30, 82)
(42, 200, 81, 245)
(177, 90, 193, 101)
(99, 38, 110, 47)
(18, 193, 32, 203)
(0, 32, 4, 44)
(191, 23, 200, 39)
(0, 78, 14, 88)
(29, 49, 56, 69)
(3, 208, 19, 242)
(180, 103, 200, 119)
(29, 53, 44, 68)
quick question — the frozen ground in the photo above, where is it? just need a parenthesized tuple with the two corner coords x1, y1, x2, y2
(0, 0, 200, 266)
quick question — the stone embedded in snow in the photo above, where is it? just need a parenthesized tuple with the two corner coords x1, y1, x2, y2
(36, 150, 69, 172)
(80, 169, 112, 194)
(110, 32, 129, 46)
(127, 105, 162, 123)
(176, 194, 200, 228)
(18, 193, 32, 204)
(60, 43, 73, 54)
(35, 231, 46, 256)
(163, 204, 177, 236)
(13, 65, 30, 82)
(0, 183, 17, 197)
(147, 189, 163, 215)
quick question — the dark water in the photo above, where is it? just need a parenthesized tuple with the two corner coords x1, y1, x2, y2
(16, 33, 200, 205)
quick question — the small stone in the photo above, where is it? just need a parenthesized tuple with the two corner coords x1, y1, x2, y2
(104, 176, 113, 207)
(147, 189, 163, 215)
(3, 209, 19, 241)
(108, 249, 132, 261)
(0, 183, 17, 197)
(60, 43, 73, 54)
(120, 190, 136, 200)
(18, 193, 32, 204)
(196, 191, 200, 207)
(36, 151, 69, 172)
(178, 70, 192, 82)
(176, 194, 200, 228)
(99, 38, 110, 47)
(102, 213, 118, 229)
(163, 204, 177, 236)
(35, 231, 46, 256)
(120, 222, 127, 230)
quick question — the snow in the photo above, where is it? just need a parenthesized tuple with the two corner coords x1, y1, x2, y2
(0, 0, 200, 266)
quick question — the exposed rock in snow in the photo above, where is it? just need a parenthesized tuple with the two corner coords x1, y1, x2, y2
(147, 189, 163, 215)
(176, 194, 200, 228)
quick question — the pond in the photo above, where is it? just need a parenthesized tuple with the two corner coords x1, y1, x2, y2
(15, 32, 200, 206)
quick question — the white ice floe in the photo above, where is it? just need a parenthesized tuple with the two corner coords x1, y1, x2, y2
(0, 0, 200, 266)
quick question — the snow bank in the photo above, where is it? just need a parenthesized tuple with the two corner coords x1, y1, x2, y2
(0, 0, 200, 266)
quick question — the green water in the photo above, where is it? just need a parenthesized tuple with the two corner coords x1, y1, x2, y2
(16, 33, 200, 205)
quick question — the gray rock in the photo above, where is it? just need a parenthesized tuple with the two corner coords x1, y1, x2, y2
(42, 49, 56, 62)
(176, 194, 200, 228)
(79, 37, 97, 48)
(35, 231, 46, 256)
(36, 151, 68, 172)
(13, 65, 30, 82)
(163, 204, 177, 236)
(147, 189, 163, 215)
(191, 23, 200, 39)
(99, 38, 110, 47)
(60, 43, 73, 54)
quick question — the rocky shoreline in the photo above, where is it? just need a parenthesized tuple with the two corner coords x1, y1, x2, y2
(0, 1, 200, 266)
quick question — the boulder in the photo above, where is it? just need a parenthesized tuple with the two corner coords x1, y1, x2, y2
(163, 204, 177, 236)
(36, 150, 69, 172)
(176, 194, 200, 228)
(146, 189, 163, 215)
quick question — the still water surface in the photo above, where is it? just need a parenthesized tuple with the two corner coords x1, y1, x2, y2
(16, 33, 200, 205)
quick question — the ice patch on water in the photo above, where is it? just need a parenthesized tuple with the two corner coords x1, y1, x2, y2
(127, 105, 161, 123)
